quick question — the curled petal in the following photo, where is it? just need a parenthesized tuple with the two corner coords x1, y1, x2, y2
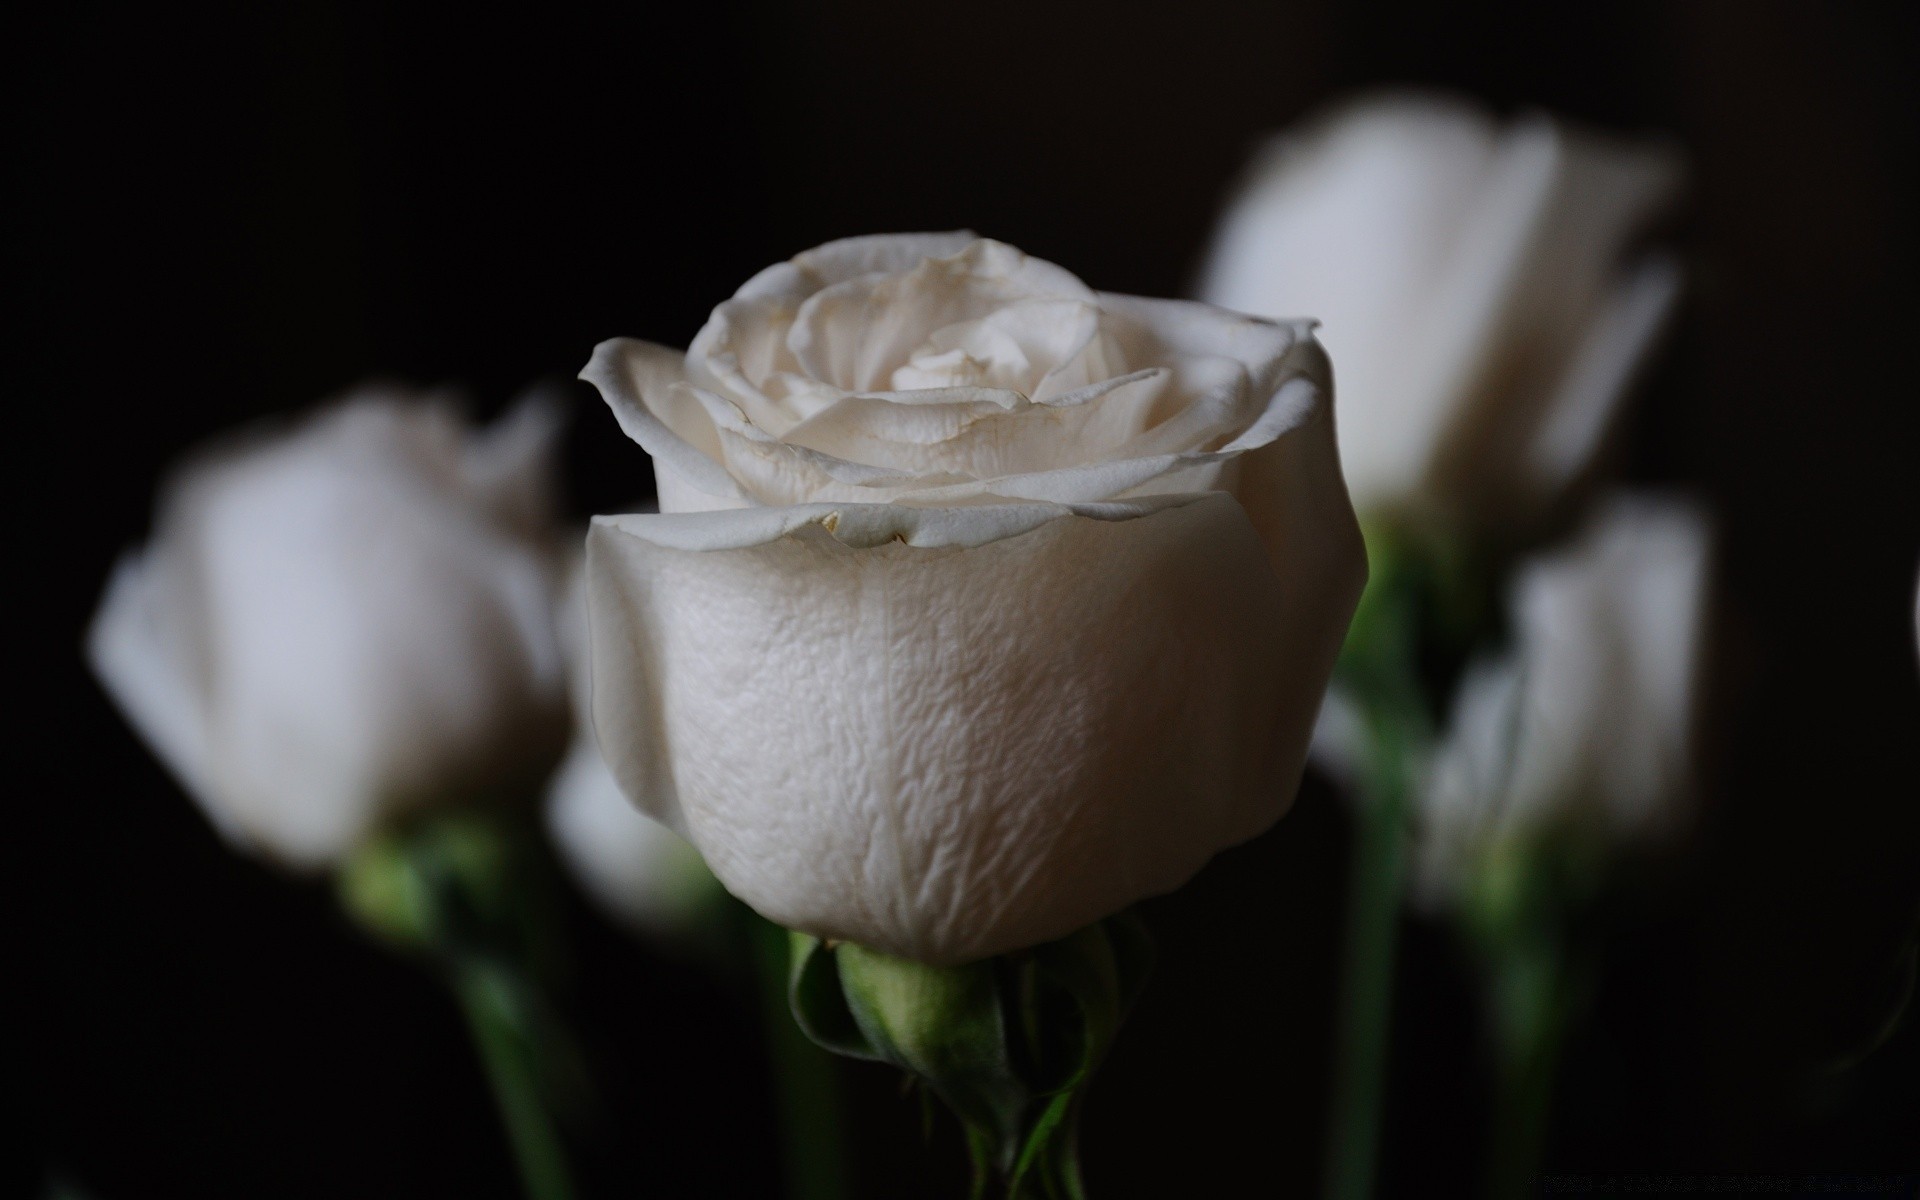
(787, 240, 1095, 392)
(582, 338, 747, 510)
(735, 231, 983, 303)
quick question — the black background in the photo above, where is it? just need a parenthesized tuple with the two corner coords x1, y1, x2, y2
(12, 1, 1920, 1196)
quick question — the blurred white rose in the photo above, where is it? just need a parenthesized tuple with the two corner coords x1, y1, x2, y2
(582, 233, 1367, 964)
(1415, 495, 1712, 904)
(1197, 92, 1683, 525)
(88, 390, 569, 869)
(544, 549, 720, 938)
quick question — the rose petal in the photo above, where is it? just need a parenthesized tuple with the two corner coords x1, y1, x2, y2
(1519, 254, 1681, 506)
(92, 399, 567, 868)
(582, 338, 748, 510)
(787, 239, 1095, 392)
(1196, 93, 1682, 518)
(734, 231, 983, 303)
(778, 370, 1169, 481)
(586, 492, 1319, 963)
(1425, 116, 1683, 514)
(86, 549, 226, 839)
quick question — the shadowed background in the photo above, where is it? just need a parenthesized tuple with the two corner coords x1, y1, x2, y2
(12, 1, 1919, 1195)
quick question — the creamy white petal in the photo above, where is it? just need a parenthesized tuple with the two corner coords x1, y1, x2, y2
(458, 389, 565, 538)
(546, 736, 717, 937)
(888, 298, 1103, 396)
(582, 235, 1367, 960)
(1425, 118, 1683, 516)
(1197, 95, 1502, 508)
(581, 338, 746, 508)
(186, 440, 561, 865)
(787, 240, 1095, 392)
(881, 372, 1323, 508)
(545, 550, 716, 936)
(686, 297, 813, 436)
(779, 371, 1166, 481)
(735, 231, 983, 303)
(1306, 686, 1369, 794)
(1229, 361, 1370, 749)
(1196, 93, 1682, 521)
(1414, 494, 1710, 905)
(91, 393, 569, 869)
(1519, 255, 1682, 504)
(86, 550, 228, 841)
(586, 492, 1327, 963)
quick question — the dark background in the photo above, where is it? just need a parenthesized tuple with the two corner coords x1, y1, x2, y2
(11, 1, 1919, 1195)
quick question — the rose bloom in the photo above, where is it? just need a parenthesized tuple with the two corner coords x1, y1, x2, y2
(87, 391, 568, 869)
(1198, 92, 1683, 527)
(1414, 494, 1713, 904)
(581, 233, 1366, 964)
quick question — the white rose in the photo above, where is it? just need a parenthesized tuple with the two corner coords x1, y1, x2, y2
(87, 390, 569, 869)
(581, 233, 1366, 964)
(1416, 494, 1712, 903)
(1197, 92, 1684, 525)
(544, 549, 718, 937)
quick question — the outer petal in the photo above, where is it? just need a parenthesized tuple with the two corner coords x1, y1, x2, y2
(586, 493, 1324, 964)
(1426, 118, 1684, 518)
(545, 554, 717, 937)
(1195, 94, 1501, 508)
(582, 337, 748, 511)
(1195, 93, 1682, 519)
(1499, 494, 1708, 831)
(1230, 342, 1370, 759)
(546, 736, 718, 937)
(1514, 255, 1682, 511)
(457, 388, 566, 539)
(86, 549, 227, 840)
(1414, 494, 1710, 904)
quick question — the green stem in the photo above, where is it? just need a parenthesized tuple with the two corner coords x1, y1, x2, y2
(1486, 944, 1575, 1200)
(1323, 712, 1415, 1200)
(454, 961, 578, 1200)
(752, 916, 850, 1200)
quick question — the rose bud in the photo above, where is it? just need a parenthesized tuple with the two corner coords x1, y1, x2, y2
(87, 389, 569, 869)
(1414, 494, 1713, 906)
(1198, 92, 1684, 529)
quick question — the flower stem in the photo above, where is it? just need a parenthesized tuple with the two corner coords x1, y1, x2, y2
(455, 960, 579, 1200)
(339, 814, 585, 1200)
(1484, 929, 1581, 1199)
(1323, 707, 1416, 1200)
(751, 914, 850, 1200)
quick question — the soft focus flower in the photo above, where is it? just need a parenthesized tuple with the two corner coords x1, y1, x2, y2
(1414, 495, 1712, 904)
(88, 390, 569, 869)
(1197, 92, 1683, 526)
(582, 233, 1366, 964)
(545, 550, 720, 938)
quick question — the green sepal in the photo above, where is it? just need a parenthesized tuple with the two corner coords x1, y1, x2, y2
(336, 811, 585, 1112)
(789, 932, 882, 1061)
(786, 914, 1153, 1196)
(336, 813, 536, 959)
